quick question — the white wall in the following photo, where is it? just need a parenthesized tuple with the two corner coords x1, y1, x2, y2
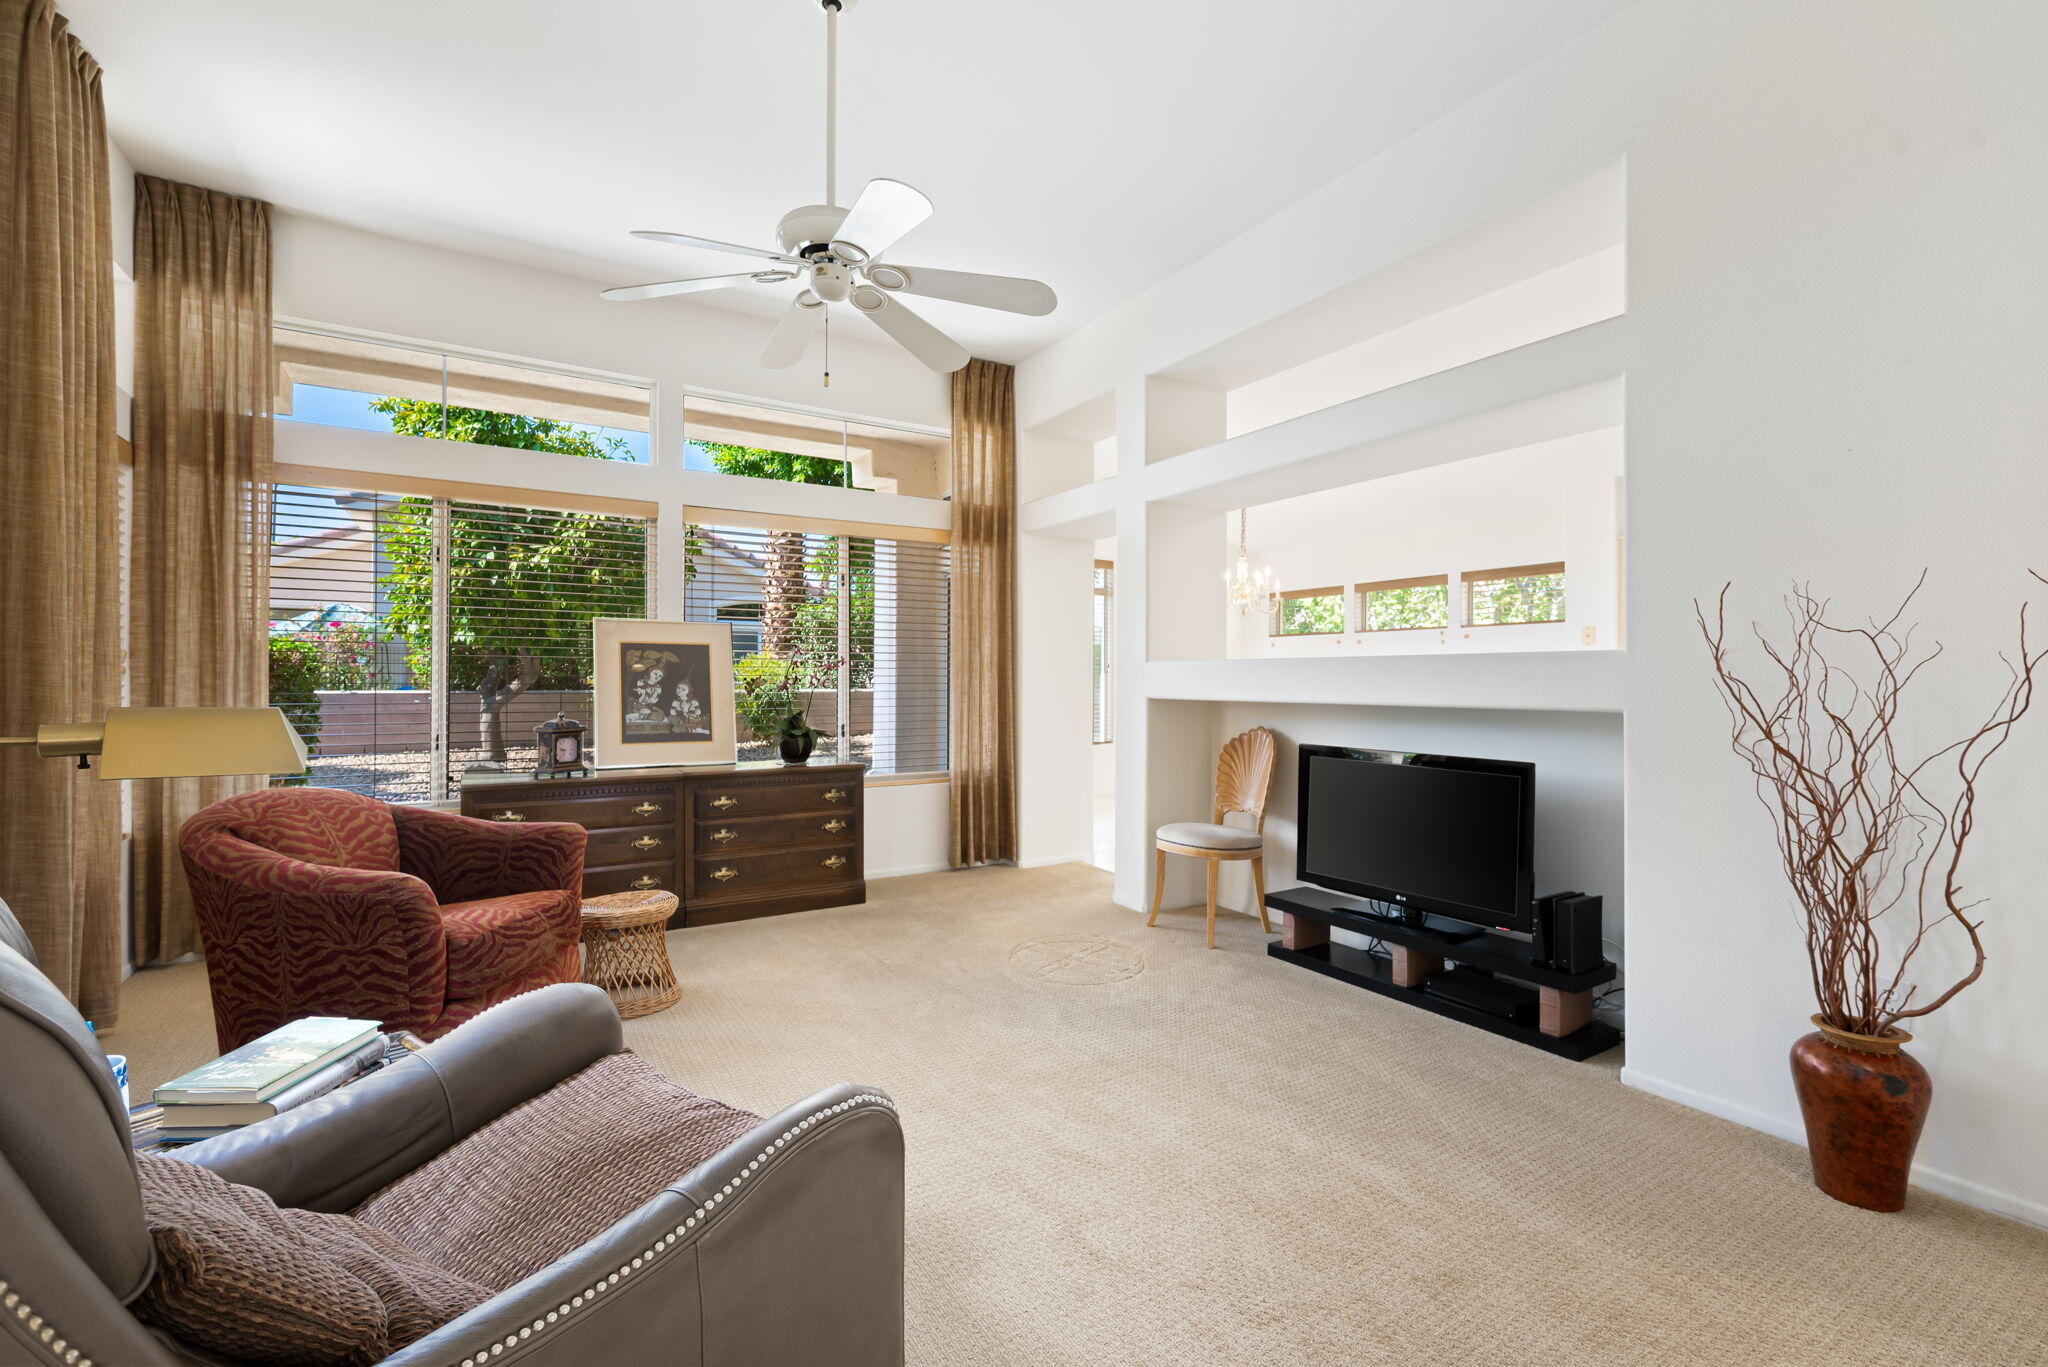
(1017, 0, 2048, 1226)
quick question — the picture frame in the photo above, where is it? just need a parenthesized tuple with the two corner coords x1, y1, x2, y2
(591, 619, 737, 768)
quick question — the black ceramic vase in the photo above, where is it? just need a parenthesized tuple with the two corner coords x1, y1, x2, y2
(778, 732, 816, 765)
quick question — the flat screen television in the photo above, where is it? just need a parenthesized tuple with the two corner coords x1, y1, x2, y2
(1296, 745, 1535, 933)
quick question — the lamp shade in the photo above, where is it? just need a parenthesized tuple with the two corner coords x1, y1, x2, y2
(95, 707, 309, 780)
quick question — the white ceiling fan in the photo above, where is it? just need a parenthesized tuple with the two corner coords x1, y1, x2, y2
(600, 0, 1056, 380)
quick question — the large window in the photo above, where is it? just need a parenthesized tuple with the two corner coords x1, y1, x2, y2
(1272, 587, 1347, 636)
(1358, 575, 1451, 631)
(268, 485, 651, 802)
(275, 325, 652, 462)
(1092, 561, 1115, 744)
(682, 523, 949, 775)
(1465, 562, 1567, 626)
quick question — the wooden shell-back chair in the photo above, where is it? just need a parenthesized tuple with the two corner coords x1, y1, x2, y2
(1148, 727, 1277, 948)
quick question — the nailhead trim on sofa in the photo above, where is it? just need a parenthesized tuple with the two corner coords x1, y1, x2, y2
(446, 1093, 896, 1367)
(0, 1094, 895, 1367)
(0, 1280, 90, 1366)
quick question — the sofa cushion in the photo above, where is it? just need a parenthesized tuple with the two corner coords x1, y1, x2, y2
(352, 1052, 761, 1291)
(439, 890, 581, 997)
(1156, 821, 1264, 851)
(132, 1152, 490, 1367)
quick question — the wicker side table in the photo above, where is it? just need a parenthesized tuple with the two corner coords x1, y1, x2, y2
(579, 890, 682, 1019)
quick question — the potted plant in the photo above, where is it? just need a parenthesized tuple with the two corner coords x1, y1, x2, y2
(1697, 574, 2042, 1211)
(733, 648, 825, 765)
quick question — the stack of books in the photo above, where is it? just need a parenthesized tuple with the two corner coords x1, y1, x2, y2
(151, 1017, 388, 1144)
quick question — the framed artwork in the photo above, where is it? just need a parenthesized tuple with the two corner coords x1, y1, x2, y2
(591, 619, 737, 767)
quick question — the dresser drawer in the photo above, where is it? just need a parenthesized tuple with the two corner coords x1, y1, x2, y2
(694, 845, 858, 899)
(472, 790, 675, 828)
(692, 779, 856, 819)
(696, 811, 858, 854)
(583, 860, 677, 898)
(585, 824, 676, 864)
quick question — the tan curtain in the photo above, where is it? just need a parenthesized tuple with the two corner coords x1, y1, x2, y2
(947, 359, 1018, 867)
(0, 0, 123, 1020)
(130, 176, 275, 964)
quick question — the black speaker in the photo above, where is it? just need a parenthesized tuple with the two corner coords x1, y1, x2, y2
(1529, 891, 1580, 967)
(1548, 894, 1605, 974)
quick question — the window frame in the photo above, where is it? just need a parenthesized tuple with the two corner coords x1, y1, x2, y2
(1355, 574, 1453, 633)
(1270, 586, 1348, 637)
(1461, 561, 1568, 627)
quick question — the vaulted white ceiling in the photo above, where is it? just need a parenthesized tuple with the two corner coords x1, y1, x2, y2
(62, 0, 1629, 363)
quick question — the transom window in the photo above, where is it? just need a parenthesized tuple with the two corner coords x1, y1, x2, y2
(1358, 575, 1451, 631)
(1465, 562, 1567, 625)
(1272, 587, 1346, 636)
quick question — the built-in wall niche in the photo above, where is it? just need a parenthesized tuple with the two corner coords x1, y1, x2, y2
(1225, 428, 1622, 660)
(1158, 165, 1626, 448)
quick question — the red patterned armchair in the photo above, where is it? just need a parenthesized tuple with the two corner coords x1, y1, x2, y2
(180, 787, 587, 1051)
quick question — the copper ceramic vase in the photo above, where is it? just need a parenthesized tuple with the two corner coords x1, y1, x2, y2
(1788, 1015, 1931, 1212)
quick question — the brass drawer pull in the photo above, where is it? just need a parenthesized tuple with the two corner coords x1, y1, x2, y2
(823, 788, 848, 804)
(492, 810, 526, 823)
(632, 835, 662, 851)
(823, 818, 848, 833)
(711, 795, 739, 810)
(823, 854, 848, 870)
(632, 801, 662, 816)
(631, 875, 660, 890)
(711, 866, 739, 882)
(710, 827, 738, 843)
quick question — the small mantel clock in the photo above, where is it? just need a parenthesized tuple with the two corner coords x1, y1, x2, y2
(534, 712, 591, 778)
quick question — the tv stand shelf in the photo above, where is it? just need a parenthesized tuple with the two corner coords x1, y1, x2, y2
(1265, 887, 1622, 1061)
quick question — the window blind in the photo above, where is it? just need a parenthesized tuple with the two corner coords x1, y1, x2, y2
(439, 497, 651, 784)
(1464, 562, 1567, 626)
(1357, 574, 1450, 631)
(1093, 561, 1115, 744)
(683, 522, 949, 776)
(268, 485, 428, 802)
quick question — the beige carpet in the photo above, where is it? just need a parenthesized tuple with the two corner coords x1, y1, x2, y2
(112, 863, 2048, 1366)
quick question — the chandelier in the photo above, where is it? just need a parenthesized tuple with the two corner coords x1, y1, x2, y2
(1223, 508, 1278, 617)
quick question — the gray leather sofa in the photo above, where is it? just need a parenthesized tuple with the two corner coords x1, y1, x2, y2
(0, 900, 905, 1366)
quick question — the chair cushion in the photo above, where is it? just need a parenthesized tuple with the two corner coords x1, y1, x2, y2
(1157, 821, 1264, 851)
(439, 890, 581, 998)
(352, 1052, 761, 1292)
(205, 787, 401, 873)
(132, 1152, 490, 1367)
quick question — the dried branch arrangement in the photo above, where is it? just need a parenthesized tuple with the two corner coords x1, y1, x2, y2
(1697, 573, 2044, 1035)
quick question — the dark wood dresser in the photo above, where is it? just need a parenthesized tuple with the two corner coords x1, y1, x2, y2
(458, 763, 865, 928)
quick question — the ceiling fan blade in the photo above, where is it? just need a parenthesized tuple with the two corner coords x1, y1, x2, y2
(857, 292, 970, 373)
(829, 179, 933, 263)
(600, 272, 767, 302)
(760, 293, 827, 369)
(629, 230, 802, 265)
(874, 262, 1056, 317)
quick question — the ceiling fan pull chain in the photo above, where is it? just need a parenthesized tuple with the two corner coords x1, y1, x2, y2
(822, 308, 831, 388)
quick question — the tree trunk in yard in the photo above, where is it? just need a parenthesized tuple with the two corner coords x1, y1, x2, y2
(761, 530, 806, 658)
(477, 650, 543, 766)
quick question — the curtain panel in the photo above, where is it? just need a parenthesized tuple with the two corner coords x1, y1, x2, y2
(0, 0, 123, 1020)
(130, 176, 276, 964)
(947, 358, 1017, 867)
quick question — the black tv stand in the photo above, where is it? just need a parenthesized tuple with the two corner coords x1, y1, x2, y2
(1342, 900, 1484, 944)
(1264, 886, 1621, 1061)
